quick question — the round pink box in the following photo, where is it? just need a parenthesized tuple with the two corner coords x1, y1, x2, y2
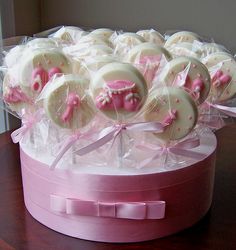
(20, 130, 216, 243)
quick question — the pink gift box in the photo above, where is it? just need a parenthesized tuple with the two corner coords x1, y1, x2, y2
(20, 130, 216, 243)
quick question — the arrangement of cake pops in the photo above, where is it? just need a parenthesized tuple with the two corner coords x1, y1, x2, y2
(1, 26, 236, 242)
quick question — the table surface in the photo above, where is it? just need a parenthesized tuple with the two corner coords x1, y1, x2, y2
(0, 126, 236, 250)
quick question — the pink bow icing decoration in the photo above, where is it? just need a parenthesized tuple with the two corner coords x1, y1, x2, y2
(51, 195, 166, 220)
(3, 86, 32, 104)
(76, 121, 165, 156)
(95, 80, 141, 112)
(211, 70, 232, 87)
(61, 92, 81, 123)
(137, 137, 206, 169)
(173, 66, 205, 101)
(139, 55, 162, 83)
(11, 110, 42, 143)
(31, 66, 62, 92)
(162, 109, 177, 126)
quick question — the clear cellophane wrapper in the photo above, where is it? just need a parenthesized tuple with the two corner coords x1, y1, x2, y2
(0, 27, 235, 173)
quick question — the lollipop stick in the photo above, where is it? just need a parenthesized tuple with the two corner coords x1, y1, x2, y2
(72, 144, 77, 164)
(118, 130, 123, 168)
(71, 130, 77, 165)
(29, 127, 35, 147)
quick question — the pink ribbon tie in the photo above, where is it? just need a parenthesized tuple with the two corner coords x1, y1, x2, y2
(50, 195, 166, 220)
(76, 121, 165, 156)
(137, 137, 206, 168)
(11, 111, 42, 144)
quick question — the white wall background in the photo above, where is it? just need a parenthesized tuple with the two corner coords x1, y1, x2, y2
(41, 0, 236, 53)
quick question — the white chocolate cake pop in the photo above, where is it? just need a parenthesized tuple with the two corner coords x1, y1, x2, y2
(137, 29, 164, 45)
(26, 38, 59, 49)
(52, 26, 87, 43)
(90, 28, 114, 39)
(144, 87, 198, 141)
(90, 62, 148, 120)
(112, 32, 145, 55)
(44, 74, 94, 129)
(77, 33, 111, 47)
(165, 31, 201, 48)
(19, 48, 71, 98)
(160, 56, 211, 104)
(126, 43, 172, 85)
(203, 52, 236, 102)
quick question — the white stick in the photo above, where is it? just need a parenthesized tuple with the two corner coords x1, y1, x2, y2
(118, 129, 123, 168)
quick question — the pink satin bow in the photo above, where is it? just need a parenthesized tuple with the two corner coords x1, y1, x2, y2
(76, 121, 165, 156)
(11, 110, 42, 143)
(137, 137, 205, 168)
(51, 194, 166, 220)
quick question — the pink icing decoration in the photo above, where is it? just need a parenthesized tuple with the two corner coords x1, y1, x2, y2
(48, 67, 62, 79)
(139, 55, 161, 65)
(212, 70, 232, 87)
(61, 92, 80, 123)
(4, 86, 30, 104)
(95, 80, 141, 112)
(162, 109, 177, 126)
(192, 78, 204, 92)
(31, 67, 62, 93)
(139, 55, 161, 83)
(31, 67, 48, 92)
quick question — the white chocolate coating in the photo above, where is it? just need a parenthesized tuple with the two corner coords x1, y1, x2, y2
(126, 42, 172, 63)
(160, 56, 211, 104)
(90, 62, 148, 120)
(52, 26, 87, 43)
(112, 32, 145, 46)
(165, 31, 201, 48)
(90, 28, 114, 39)
(203, 52, 236, 102)
(44, 75, 94, 129)
(4, 45, 26, 67)
(26, 38, 59, 49)
(200, 43, 226, 59)
(137, 29, 164, 45)
(64, 44, 113, 59)
(168, 42, 201, 59)
(112, 32, 145, 55)
(77, 34, 111, 47)
(144, 87, 198, 141)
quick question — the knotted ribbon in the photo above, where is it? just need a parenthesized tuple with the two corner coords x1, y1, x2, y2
(76, 121, 165, 156)
(50, 194, 166, 220)
(50, 130, 94, 170)
(137, 137, 205, 169)
(11, 110, 42, 143)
